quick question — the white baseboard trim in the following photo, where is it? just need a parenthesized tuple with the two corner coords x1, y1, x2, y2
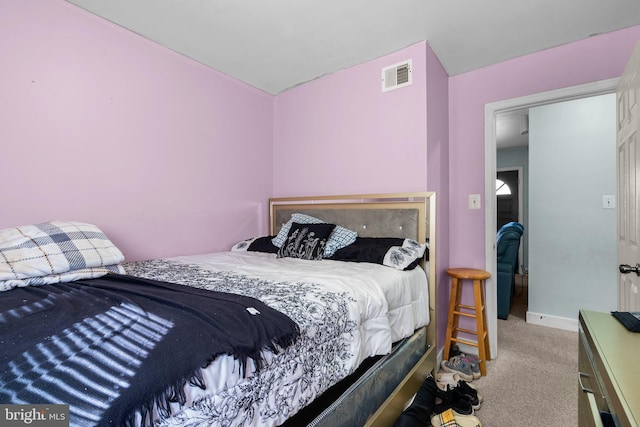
(526, 311, 578, 331)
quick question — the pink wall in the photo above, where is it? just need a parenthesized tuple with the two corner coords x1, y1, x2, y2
(273, 43, 429, 196)
(0, 0, 275, 261)
(448, 26, 640, 270)
(273, 41, 452, 345)
(273, 29, 640, 346)
(425, 45, 451, 348)
(5, 0, 638, 345)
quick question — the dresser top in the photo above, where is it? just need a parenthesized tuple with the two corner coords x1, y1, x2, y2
(580, 310, 640, 427)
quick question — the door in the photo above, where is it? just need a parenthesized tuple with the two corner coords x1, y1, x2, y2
(617, 42, 640, 311)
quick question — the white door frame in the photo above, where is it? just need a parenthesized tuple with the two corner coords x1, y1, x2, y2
(484, 78, 618, 357)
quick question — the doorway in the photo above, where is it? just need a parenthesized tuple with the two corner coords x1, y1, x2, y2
(496, 167, 526, 317)
(483, 78, 618, 357)
(497, 169, 519, 229)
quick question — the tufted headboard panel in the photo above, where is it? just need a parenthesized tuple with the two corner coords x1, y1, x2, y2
(269, 193, 432, 244)
(273, 208, 420, 240)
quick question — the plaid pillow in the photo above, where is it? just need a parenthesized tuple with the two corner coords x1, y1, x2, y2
(272, 213, 357, 257)
(0, 221, 125, 291)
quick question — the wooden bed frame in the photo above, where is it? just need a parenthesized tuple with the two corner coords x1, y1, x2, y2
(269, 192, 437, 426)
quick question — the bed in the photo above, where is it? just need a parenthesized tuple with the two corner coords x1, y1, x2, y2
(0, 192, 437, 427)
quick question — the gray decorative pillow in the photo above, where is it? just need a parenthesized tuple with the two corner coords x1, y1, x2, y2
(272, 213, 357, 257)
(277, 223, 336, 260)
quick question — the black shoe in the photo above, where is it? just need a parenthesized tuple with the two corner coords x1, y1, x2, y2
(433, 386, 474, 416)
(449, 344, 462, 358)
(455, 380, 482, 410)
(393, 376, 439, 427)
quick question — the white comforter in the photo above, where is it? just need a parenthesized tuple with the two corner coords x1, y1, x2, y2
(124, 251, 429, 427)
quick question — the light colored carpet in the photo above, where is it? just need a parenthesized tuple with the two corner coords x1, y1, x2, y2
(471, 283, 579, 426)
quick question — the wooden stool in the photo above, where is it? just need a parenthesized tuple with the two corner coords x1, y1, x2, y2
(444, 268, 491, 376)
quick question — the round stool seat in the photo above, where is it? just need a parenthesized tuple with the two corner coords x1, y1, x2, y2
(446, 268, 490, 280)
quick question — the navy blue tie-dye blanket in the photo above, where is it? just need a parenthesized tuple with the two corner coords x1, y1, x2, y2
(0, 273, 300, 426)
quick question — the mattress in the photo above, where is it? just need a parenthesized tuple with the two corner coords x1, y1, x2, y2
(124, 251, 429, 426)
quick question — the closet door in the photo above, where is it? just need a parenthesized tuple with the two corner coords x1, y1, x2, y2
(617, 41, 640, 311)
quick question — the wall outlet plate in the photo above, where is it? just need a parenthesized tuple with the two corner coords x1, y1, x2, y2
(602, 195, 616, 209)
(469, 194, 481, 209)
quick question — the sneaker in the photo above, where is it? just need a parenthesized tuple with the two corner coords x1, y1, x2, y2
(441, 356, 474, 382)
(435, 371, 464, 390)
(455, 380, 482, 410)
(431, 408, 459, 427)
(461, 353, 480, 365)
(450, 345, 481, 365)
(449, 344, 463, 358)
(436, 371, 478, 391)
(431, 408, 483, 427)
(434, 386, 474, 416)
(459, 355, 481, 379)
(449, 347, 481, 379)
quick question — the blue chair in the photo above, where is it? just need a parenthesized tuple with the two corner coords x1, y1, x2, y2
(496, 222, 524, 319)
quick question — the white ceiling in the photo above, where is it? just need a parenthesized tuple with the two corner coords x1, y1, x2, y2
(66, 0, 640, 147)
(496, 109, 530, 150)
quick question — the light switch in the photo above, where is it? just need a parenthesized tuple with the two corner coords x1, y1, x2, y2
(602, 195, 616, 209)
(469, 194, 481, 209)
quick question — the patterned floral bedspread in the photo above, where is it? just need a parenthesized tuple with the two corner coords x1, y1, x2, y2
(124, 259, 361, 427)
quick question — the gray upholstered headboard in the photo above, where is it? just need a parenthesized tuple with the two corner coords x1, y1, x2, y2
(269, 193, 433, 243)
(273, 208, 420, 240)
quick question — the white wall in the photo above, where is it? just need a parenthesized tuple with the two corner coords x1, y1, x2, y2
(528, 94, 617, 329)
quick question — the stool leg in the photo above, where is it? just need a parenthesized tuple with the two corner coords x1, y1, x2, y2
(443, 277, 460, 360)
(473, 279, 489, 376)
(480, 279, 491, 362)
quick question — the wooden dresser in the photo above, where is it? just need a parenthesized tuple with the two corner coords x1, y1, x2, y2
(578, 310, 640, 427)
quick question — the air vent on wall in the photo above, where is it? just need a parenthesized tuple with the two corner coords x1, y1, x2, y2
(381, 59, 412, 92)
